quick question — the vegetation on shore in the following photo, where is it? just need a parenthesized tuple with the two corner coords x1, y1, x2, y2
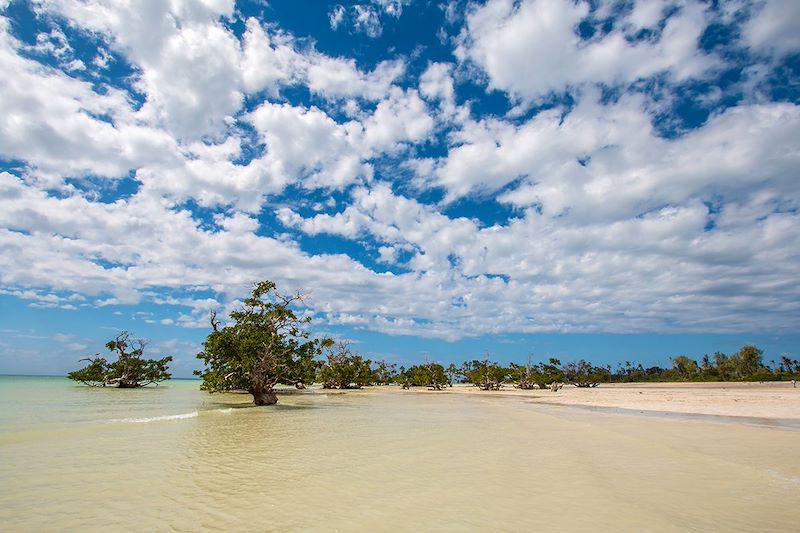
(320, 341, 374, 389)
(69, 280, 800, 402)
(195, 281, 798, 404)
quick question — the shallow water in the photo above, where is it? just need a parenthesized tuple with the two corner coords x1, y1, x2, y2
(1, 376, 798, 532)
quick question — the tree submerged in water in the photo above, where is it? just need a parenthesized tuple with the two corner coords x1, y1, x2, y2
(195, 281, 331, 406)
(68, 331, 172, 387)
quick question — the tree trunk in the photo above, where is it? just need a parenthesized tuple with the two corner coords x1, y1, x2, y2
(251, 389, 278, 406)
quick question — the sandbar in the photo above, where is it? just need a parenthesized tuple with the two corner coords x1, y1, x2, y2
(346, 381, 800, 422)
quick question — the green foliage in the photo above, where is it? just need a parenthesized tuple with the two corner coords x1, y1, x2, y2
(195, 281, 331, 405)
(531, 358, 565, 387)
(611, 361, 665, 382)
(462, 358, 508, 390)
(508, 354, 535, 389)
(68, 356, 109, 386)
(320, 342, 374, 389)
(672, 355, 699, 380)
(779, 356, 800, 379)
(562, 360, 610, 387)
(398, 362, 449, 389)
(608, 344, 790, 383)
(372, 360, 398, 385)
(508, 363, 533, 389)
(68, 331, 172, 387)
(730, 345, 763, 378)
(674, 346, 766, 381)
(445, 363, 460, 386)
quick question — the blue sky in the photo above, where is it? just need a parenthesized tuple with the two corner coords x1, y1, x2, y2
(1, 0, 798, 377)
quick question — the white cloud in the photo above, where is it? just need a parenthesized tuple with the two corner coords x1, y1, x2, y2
(1, 0, 798, 344)
(0, 11, 417, 212)
(628, 0, 668, 29)
(426, 91, 800, 218)
(240, 17, 303, 95)
(241, 16, 406, 101)
(36, 0, 242, 140)
(246, 102, 369, 190)
(373, 0, 408, 18)
(361, 88, 434, 152)
(132, 19, 243, 139)
(377, 245, 397, 263)
(743, 0, 800, 57)
(419, 61, 462, 119)
(27, 26, 72, 57)
(327, 1, 411, 38)
(306, 56, 405, 101)
(329, 5, 346, 30)
(353, 5, 383, 38)
(456, 0, 717, 101)
(0, 19, 140, 183)
(420, 62, 454, 103)
(243, 88, 432, 192)
(278, 179, 800, 335)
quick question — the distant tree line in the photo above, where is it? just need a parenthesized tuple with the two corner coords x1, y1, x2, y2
(614, 346, 800, 383)
(249, 344, 799, 400)
(70, 280, 800, 405)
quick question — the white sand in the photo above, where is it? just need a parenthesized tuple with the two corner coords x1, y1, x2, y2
(391, 381, 800, 420)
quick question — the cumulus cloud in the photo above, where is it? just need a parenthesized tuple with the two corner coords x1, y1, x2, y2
(427, 91, 800, 215)
(0, 0, 798, 346)
(240, 17, 303, 95)
(0, 6, 421, 211)
(35, 0, 241, 140)
(278, 178, 800, 335)
(0, 18, 142, 183)
(456, 0, 718, 101)
(419, 61, 462, 119)
(743, 0, 800, 57)
(242, 87, 432, 192)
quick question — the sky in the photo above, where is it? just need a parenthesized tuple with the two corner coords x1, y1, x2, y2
(0, 0, 799, 378)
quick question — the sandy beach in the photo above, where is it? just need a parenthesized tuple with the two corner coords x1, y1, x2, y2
(372, 381, 800, 422)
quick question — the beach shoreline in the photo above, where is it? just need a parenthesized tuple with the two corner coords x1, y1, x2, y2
(3, 376, 799, 531)
(328, 381, 800, 422)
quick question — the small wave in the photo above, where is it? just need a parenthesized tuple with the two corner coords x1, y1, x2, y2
(107, 411, 199, 424)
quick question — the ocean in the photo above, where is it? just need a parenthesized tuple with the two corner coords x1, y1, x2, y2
(1, 376, 797, 532)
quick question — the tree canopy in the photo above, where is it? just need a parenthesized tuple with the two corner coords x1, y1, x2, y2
(562, 360, 610, 387)
(68, 331, 172, 387)
(195, 281, 331, 405)
(398, 362, 449, 390)
(462, 358, 508, 390)
(320, 341, 374, 389)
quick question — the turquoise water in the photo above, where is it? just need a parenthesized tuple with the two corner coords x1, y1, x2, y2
(0, 376, 207, 429)
(1, 376, 799, 532)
